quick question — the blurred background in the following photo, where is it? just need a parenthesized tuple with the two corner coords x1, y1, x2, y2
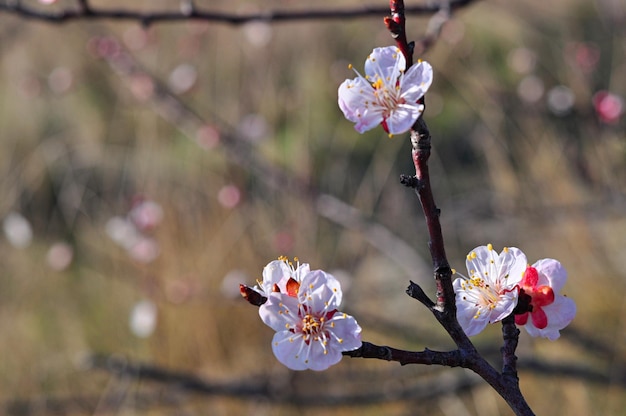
(0, 0, 624, 414)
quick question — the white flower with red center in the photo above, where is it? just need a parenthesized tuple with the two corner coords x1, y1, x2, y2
(338, 46, 433, 136)
(259, 266, 361, 371)
(515, 259, 576, 340)
(453, 244, 527, 336)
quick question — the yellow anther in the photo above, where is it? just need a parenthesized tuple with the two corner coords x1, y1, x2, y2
(487, 243, 493, 251)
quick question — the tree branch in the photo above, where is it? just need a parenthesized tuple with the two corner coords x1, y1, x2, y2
(0, 0, 478, 26)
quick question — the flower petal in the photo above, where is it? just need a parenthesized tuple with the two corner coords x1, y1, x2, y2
(523, 295, 576, 340)
(338, 77, 384, 133)
(261, 260, 291, 293)
(384, 103, 424, 134)
(533, 258, 567, 293)
(364, 46, 405, 83)
(327, 313, 362, 351)
(497, 247, 528, 286)
(530, 306, 549, 329)
(299, 270, 342, 310)
(258, 292, 299, 332)
(454, 277, 490, 336)
(400, 61, 433, 103)
(271, 330, 310, 370)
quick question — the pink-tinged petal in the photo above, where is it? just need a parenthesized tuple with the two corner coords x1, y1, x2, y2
(515, 312, 529, 325)
(456, 305, 490, 336)
(384, 103, 424, 134)
(400, 61, 433, 102)
(300, 270, 342, 310)
(258, 293, 299, 332)
(305, 340, 343, 371)
(271, 331, 309, 370)
(532, 285, 555, 307)
(354, 111, 385, 133)
(338, 78, 384, 133)
(520, 266, 539, 288)
(364, 46, 405, 82)
(490, 291, 519, 322)
(533, 258, 567, 293)
(338, 77, 374, 120)
(262, 260, 291, 293)
(522, 296, 576, 340)
(327, 314, 362, 351)
(530, 307, 548, 329)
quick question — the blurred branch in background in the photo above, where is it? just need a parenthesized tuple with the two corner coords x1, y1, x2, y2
(4, 348, 621, 415)
(0, 0, 477, 26)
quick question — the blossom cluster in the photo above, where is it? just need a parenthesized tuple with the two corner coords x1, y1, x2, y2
(453, 244, 576, 339)
(254, 258, 362, 371)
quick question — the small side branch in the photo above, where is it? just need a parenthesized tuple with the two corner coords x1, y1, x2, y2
(343, 342, 465, 367)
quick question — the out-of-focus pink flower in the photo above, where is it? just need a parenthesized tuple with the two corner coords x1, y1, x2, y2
(515, 259, 576, 340)
(217, 185, 241, 208)
(46, 242, 74, 271)
(195, 125, 220, 149)
(566, 42, 600, 74)
(593, 90, 624, 124)
(128, 237, 160, 264)
(129, 199, 164, 232)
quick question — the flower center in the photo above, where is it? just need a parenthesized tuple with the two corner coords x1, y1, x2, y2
(301, 313, 322, 335)
(461, 277, 501, 310)
(371, 75, 404, 115)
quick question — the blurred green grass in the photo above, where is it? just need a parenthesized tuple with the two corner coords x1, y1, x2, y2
(0, 0, 625, 414)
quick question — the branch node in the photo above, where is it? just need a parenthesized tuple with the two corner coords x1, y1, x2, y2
(400, 174, 420, 189)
